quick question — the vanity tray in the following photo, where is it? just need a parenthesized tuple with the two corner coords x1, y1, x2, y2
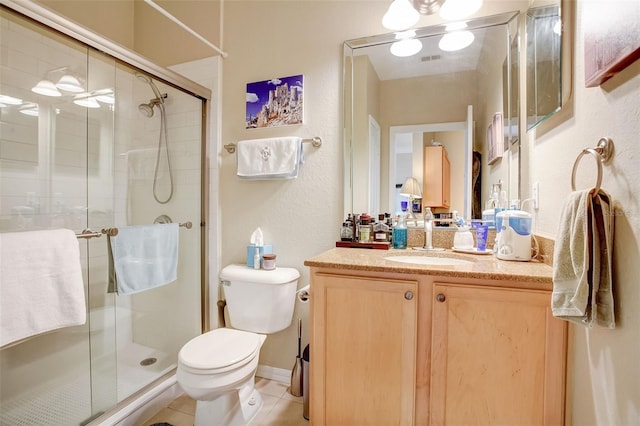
(451, 247, 493, 255)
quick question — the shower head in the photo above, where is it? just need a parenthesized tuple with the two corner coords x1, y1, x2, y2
(138, 97, 164, 117)
(138, 102, 155, 117)
(135, 73, 152, 84)
(135, 72, 165, 104)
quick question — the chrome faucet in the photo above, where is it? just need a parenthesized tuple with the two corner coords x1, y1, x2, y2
(415, 207, 445, 251)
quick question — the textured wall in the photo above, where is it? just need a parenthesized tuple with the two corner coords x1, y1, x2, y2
(528, 1, 640, 423)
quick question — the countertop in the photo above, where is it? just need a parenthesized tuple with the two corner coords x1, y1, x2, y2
(304, 247, 553, 284)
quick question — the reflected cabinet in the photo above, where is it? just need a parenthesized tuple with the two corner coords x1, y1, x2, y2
(423, 146, 451, 209)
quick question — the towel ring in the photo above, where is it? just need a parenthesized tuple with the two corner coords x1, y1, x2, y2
(571, 137, 614, 196)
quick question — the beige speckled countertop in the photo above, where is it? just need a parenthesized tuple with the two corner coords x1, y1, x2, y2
(304, 247, 553, 284)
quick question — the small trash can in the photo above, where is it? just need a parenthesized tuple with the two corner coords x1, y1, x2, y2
(302, 344, 310, 420)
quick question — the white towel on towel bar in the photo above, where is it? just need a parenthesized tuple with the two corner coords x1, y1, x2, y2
(236, 137, 304, 179)
(108, 223, 179, 295)
(0, 229, 86, 348)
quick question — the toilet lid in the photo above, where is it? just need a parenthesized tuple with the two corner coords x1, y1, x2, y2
(179, 328, 261, 371)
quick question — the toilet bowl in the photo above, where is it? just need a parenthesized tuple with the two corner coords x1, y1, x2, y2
(177, 264, 299, 426)
(177, 328, 266, 425)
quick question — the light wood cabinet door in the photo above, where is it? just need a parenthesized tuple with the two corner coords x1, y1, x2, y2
(310, 272, 418, 426)
(423, 146, 451, 208)
(430, 283, 567, 426)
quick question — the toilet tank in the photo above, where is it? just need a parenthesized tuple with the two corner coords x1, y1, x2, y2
(220, 264, 299, 334)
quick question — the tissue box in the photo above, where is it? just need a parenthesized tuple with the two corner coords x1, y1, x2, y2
(246, 245, 273, 268)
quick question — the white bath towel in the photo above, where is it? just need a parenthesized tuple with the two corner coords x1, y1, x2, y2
(108, 223, 178, 295)
(552, 189, 615, 328)
(0, 229, 86, 348)
(236, 137, 304, 179)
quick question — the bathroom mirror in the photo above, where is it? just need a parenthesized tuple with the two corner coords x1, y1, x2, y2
(343, 11, 520, 226)
(526, 0, 572, 131)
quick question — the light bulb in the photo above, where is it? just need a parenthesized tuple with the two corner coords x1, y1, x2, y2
(56, 74, 84, 93)
(390, 38, 423, 57)
(439, 31, 475, 51)
(383, 0, 420, 31)
(32, 80, 62, 97)
(439, 0, 482, 21)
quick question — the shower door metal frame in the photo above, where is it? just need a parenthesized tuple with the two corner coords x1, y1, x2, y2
(0, 0, 211, 342)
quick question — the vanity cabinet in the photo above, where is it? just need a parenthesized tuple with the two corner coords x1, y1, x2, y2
(423, 146, 450, 208)
(308, 265, 567, 426)
(309, 272, 418, 426)
(430, 283, 567, 425)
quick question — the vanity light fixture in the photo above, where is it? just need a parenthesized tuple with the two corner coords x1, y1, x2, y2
(18, 103, 39, 116)
(383, 0, 420, 31)
(0, 94, 23, 106)
(439, 0, 482, 21)
(73, 94, 101, 108)
(94, 89, 115, 104)
(32, 67, 84, 97)
(55, 74, 84, 93)
(31, 79, 62, 97)
(390, 30, 423, 57)
(439, 30, 475, 52)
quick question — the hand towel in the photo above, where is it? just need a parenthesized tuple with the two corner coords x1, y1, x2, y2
(108, 223, 178, 295)
(552, 188, 615, 328)
(236, 137, 304, 179)
(0, 229, 86, 348)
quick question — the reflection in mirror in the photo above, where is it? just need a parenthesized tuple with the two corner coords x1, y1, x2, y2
(526, 3, 561, 130)
(343, 12, 520, 227)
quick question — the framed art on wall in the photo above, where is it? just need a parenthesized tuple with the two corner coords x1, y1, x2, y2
(245, 75, 304, 128)
(584, 1, 640, 87)
(488, 113, 504, 165)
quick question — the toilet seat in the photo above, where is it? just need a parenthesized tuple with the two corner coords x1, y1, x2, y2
(179, 328, 261, 375)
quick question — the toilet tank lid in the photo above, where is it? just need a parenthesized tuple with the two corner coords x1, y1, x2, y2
(220, 264, 300, 284)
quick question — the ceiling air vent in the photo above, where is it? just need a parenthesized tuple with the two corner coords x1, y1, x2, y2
(421, 54, 442, 62)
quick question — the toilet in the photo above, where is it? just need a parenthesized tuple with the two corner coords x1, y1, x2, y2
(177, 264, 300, 426)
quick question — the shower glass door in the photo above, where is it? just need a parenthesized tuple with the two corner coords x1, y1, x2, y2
(1, 5, 204, 424)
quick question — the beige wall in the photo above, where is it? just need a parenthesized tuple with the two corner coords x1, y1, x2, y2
(526, 1, 640, 423)
(39, 0, 135, 48)
(30, 1, 640, 422)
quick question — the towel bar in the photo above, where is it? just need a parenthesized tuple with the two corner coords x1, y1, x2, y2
(76, 222, 191, 239)
(571, 137, 614, 196)
(223, 136, 322, 154)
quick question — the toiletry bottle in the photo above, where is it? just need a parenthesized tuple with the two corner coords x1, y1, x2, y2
(373, 213, 390, 242)
(385, 213, 394, 245)
(341, 214, 354, 241)
(393, 214, 407, 249)
(358, 214, 373, 243)
(253, 246, 261, 270)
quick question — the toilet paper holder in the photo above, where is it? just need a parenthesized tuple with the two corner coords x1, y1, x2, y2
(296, 285, 310, 303)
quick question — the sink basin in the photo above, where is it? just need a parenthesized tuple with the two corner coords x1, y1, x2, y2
(384, 255, 474, 266)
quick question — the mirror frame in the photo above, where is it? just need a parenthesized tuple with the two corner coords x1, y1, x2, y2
(343, 11, 520, 221)
(525, 0, 573, 132)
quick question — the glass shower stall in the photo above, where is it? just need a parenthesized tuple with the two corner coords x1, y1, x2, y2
(0, 4, 207, 424)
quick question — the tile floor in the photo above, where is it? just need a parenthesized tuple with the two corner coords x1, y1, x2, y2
(141, 377, 308, 426)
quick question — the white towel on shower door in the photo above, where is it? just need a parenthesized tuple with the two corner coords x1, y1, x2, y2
(236, 137, 304, 179)
(108, 223, 179, 295)
(0, 229, 86, 348)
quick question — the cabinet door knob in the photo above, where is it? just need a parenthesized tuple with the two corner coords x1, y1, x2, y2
(436, 293, 446, 302)
(404, 291, 414, 300)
